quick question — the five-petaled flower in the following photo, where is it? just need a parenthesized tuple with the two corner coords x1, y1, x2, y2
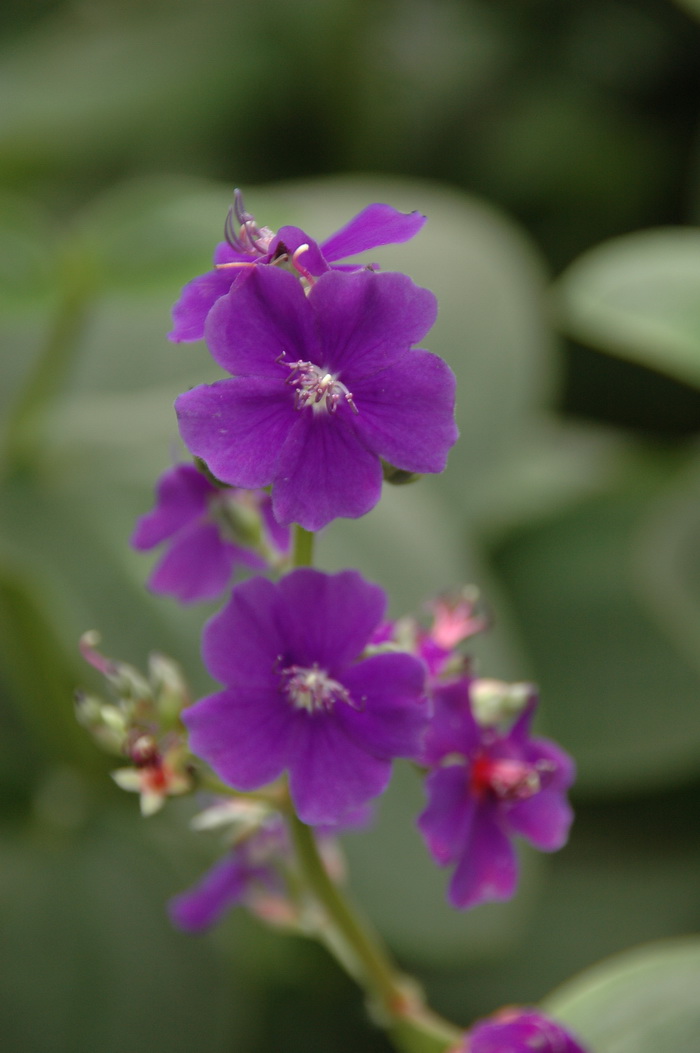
(182, 568, 428, 825)
(418, 678, 574, 910)
(175, 265, 457, 531)
(464, 1007, 589, 1053)
(169, 191, 427, 343)
(131, 463, 289, 603)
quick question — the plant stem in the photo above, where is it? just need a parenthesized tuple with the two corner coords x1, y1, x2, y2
(292, 524, 315, 567)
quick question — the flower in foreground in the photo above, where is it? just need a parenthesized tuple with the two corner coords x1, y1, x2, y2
(176, 265, 457, 531)
(131, 463, 289, 603)
(183, 568, 428, 825)
(418, 678, 574, 910)
(169, 190, 427, 342)
(465, 1007, 589, 1053)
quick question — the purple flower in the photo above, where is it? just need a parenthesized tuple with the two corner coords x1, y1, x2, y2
(465, 1007, 589, 1053)
(418, 678, 574, 910)
(183, 568, 428, 825)
(131, 464, 290, 603)
(169, 190, 427, 342)
(175, 265, 457, 531)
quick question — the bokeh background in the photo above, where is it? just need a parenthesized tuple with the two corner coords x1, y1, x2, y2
(2, 1, 700, 1050)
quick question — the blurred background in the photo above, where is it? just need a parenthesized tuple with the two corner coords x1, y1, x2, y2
(2, 0, 700, 1050)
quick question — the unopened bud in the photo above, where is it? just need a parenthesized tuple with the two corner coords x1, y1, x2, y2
(470, 678, 533, 726)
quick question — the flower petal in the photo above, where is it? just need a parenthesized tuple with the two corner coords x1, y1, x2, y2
(320, 204, 426, 261)
(422, 679, 483, 766)
(448, 804, 518, 909)
(272, 412, 382, 531)
(352, 350, 458, 473)
(148, 521, 235, 603)
(202, 575, 285, 686)
(131, 464, 212, 550)
(505, 789, 574, 851)
(169, 853, 247, 931)
(270, 228, 329, 276)
(338, 652, 427, 758)
(176, 378, 292, 489)
(308, 269, 437, 377)
(418, 765, 475, 866)
(169, 242, 249, 343)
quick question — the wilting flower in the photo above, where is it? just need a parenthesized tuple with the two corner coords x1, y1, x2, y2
(183, 568, 428, 825)
(464, 1007, 589, 1052)
(131, 463, 289, 603)
(176, 265, 457, 531)
(418, 678, 574, 910)
(169, 190, 427, 342)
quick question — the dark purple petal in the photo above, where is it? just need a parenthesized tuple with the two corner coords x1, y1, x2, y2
(168, 853, 247, 931)
(169, 241, 250, 343)
(147, 521, 235, 603)
(176, 378, 292, 489)
(202, 575, 285, 686)
(418, 765, 475, 866)
(183, 685, 294, 790)
(270, 228, 329, 276)
(131, 464, 212, 550)
(448, 804, 518, 909)
(308, 270, 437, 377)
(272, 412, 383, 531)
(422, 679, 483, 766)
(467, 1008, 590, 1053)
(276, 568, 386, 671)
(205, 265, 317, 378)
(320, 204, 426, 261)
(524, 737, 576, 794)
(337, 652, 427, 758)
(352, 350, 458, 473)
(287, 715, 392, 825)
(505, 789, 574, 851)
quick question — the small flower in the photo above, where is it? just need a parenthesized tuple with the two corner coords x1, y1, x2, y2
(418, 678, 574, 910)
(176, 265, 457, 531)
(183, 568, 428, 825)
(131, 463, 290, 603)
(464, 1007, 589, 1053)
(169, 190, 427, 342)
(112, 739, 191, 816)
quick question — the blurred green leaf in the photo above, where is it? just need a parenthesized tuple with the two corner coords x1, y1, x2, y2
(555, 228, 700, 388)
(544, 938, 700, 1053)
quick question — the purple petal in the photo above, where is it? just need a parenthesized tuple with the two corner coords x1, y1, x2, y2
(505, 789, 574, 851)
(308, 270, 437, 377)
(205, 265, 316, 378)
(276, 568, 386, 671)
(260, 494, 292, 555)
(448, 804, 518, 909)
(418, 765, 475, 866)
(272, 412, 383, 531)
(169, 853, 247, 931)
(270, 228, 329, 277)
(183, 684, 294, 790)
(287, 716, 392, 825)
(131, 464, 212, 550)
(468, 1009, 590, 1053)
(352, 350, 458, 473)
(176, 378, 292, 489)
(202, 575, 285, 686)
(169, 242, 249, 343)
(338, 652, 427, 758)
(525, 737, 577, 794)
(320, 204, 426, 262)
(422, 679, 483, 766)
(148, 521, 235, 603)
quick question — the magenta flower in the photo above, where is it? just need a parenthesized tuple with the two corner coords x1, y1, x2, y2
(131, 464, 290, 603)
(465, 1007, 589, 1053)
(169, 190, 427, 342)
(175, 265, 457, 531)
(418, 679, 574, 910)
(183, 569, 428, 825)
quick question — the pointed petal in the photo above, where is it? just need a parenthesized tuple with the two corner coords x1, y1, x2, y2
(131, 464, 212, 550)
(205, 265, 317, 378)
(147, 522, 234, 603)
(169, 853, 247, 931)
(202, 576, 285, 686)
(288, 716, 391, 825)
(272, 413, 382, 531)
(505, 789, 574, 851)
(169, 244, 246, 343)
(352, 351, 458, 473)
(448, 805, 518, 909)
(276, 568, 386, 670)
(418, 765, 475, 865)
(320, 204, 426, 261)
(271, 228, 328, 276)
(308, 270, 437, 376)
(338, 652, 427, 758)
(176, 378, 292, 489)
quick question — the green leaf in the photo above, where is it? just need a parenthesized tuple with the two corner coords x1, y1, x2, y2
(555, 227, 700, 388)
(544, 938, 700, 1052)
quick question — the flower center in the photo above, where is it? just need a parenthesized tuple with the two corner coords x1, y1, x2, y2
(280, 662, 353, 713)
(283, 360, 358, 415)
(470, 754, 548, 801)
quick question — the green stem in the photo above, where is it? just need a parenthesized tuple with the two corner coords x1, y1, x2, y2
(288, 813, 461, 1053)
(292, 524, 315, 567)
